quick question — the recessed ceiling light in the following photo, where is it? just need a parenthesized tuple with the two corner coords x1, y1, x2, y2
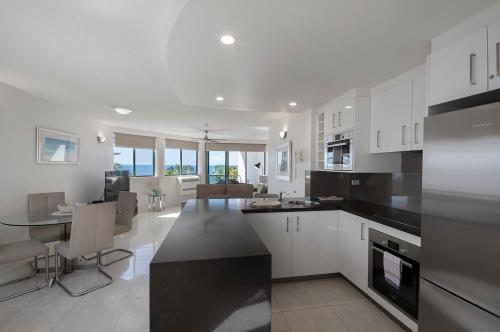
(216, 96, 224, 101)
(289, 102, 297, 107)
(114, 107, 133, 115)
(345, 105, 353, 109)
(220, 35, 235, 45)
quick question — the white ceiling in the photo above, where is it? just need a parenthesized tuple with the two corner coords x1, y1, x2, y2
(0, 0, 498, 139)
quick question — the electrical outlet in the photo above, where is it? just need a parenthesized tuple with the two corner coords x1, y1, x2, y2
(351, 179, 360, 186)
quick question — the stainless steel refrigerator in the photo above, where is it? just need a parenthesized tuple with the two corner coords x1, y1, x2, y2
(420, 103, 500, 331)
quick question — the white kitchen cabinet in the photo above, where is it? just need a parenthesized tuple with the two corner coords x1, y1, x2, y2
(370, 92, 387, 153)
(323, 104, 334, 135)
(488, 20, 500, 91)
(332, 95, 355, 134)
(246, 211, 339, 278)
(411, 75, 427, 150)
(338, 211, 369, 292)
(245, 212, 292, 278)
(387, 81, 413, 152)
(370, 81, 412, 153)
(291, 211, 339, 277)
(428, 27, 488, 106)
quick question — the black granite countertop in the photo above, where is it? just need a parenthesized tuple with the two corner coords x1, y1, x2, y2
(151, 199, 270, 265)
(242, 198, 421, 237)
(151, 197, 421, 265)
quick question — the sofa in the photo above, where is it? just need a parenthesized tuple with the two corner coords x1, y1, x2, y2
(196, 184, 254, 199)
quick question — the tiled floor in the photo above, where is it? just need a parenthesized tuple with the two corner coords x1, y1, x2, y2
(272, 279, 403, 332)
(0, 207, 403, 332)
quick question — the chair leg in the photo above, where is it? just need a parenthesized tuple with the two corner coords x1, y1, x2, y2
(54, 251, 113, 297)
(0, 255, 49, 302)
(82, 248, 133, 267)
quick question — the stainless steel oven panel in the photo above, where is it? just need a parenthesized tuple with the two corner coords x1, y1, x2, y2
(327, 130, 353, 171)
(368, 228, 420, 321)
(369, 229, 420, 261)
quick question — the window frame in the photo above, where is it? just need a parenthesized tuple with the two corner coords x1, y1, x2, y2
(113, 147, 155, 177)
(164, 148, 198, 176)
(206, 151, 266, 184)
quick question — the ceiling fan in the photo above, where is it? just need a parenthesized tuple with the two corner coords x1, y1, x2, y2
(191, 124, 229, 143)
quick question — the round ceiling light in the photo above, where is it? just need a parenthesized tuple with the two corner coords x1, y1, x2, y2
(216, 96, 224, 101)
(114, 107, 133, 115)
(289, 102, 297, 107)
(220, 35, 235, 45)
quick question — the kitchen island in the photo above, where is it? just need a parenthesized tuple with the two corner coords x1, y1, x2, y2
(150, 198, 421, 331)
(150, 199, 272, 332)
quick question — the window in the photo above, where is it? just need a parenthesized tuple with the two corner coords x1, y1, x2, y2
(207, 151, 265, 184)
(113, 147, 155, 177)
(164, 148, 198, 176)
(207, 151, 226, 184)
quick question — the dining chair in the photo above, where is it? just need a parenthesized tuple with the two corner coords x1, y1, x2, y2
(28, 192, 66, 243)
(53, 202, 116, 296)
(97, 191, 137, 266)
(0, 239, 49, 302)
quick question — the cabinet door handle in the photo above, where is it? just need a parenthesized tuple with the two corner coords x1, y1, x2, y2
(470, 53, 477, 85)
(361, 223, 366, 241)
(296, 216, 300, 232)
(286, 217, 289, 233)
(376, 130, 381, 148)
(414, 123, 419, 144)
(402, 125, 407, 146)
(332, 114, 336, 128)
(496, 43, 500, 77)
(338, 111, 343, 127)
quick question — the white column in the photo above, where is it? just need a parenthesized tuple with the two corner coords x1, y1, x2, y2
(198, 142, 206, 184)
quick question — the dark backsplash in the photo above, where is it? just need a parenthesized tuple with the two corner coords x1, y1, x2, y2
(310, 151, 422, 214)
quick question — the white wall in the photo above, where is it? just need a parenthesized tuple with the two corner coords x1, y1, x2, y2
(267, 110, 312, 197)
(0, 83, 113, 243)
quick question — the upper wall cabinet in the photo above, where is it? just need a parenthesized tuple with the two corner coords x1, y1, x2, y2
(370, 68, 426, 153)
(488, 20, 500, 91)
(411, 75, 427, 150)
(323, 95, 355, 135)
(428, 27, 488, 106)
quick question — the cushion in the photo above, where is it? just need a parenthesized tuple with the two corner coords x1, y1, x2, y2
(226, 184, 254, 198)
(0, 239, 48, 265)
(196, 184, 226, 199)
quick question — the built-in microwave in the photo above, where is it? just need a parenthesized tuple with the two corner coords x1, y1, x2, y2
(325, 130, 353, 171)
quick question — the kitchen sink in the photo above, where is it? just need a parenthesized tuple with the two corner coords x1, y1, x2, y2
(286, 200, 320, 207)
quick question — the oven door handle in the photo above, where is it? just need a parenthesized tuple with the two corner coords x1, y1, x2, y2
(372, 246, 413, 269)
(327, 142, 349, 147)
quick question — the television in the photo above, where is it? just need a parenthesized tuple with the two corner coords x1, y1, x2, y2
(104, 171, 130, 202)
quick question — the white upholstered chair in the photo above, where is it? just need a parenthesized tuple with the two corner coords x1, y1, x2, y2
(83, 191, 137, 266)
(0, 239, 49, 302)
(28, 192, 66, 243)
(53, 202, 116, 296)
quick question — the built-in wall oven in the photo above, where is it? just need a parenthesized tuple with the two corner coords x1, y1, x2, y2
(325, 130, 353, 171)
(368, 229, 420, 321)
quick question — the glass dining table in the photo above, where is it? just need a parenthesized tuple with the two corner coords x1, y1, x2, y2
(1, 209, 75, 273)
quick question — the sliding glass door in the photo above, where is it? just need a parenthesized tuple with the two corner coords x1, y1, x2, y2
(207, 151, 248, 184)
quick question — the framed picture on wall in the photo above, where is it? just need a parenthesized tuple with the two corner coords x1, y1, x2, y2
(36, 128, 80, 164)
(276, 141, 291, 182)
